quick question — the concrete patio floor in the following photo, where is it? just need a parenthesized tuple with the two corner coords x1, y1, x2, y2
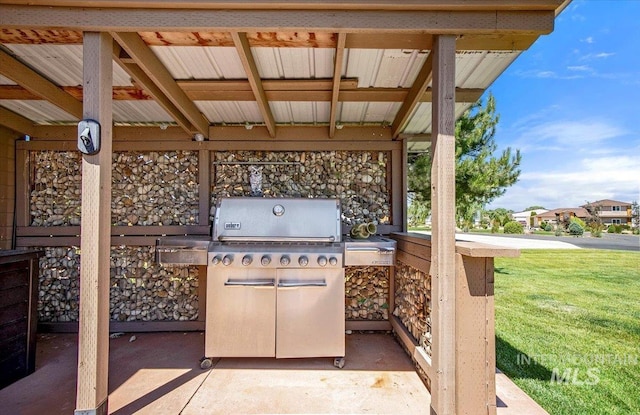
(0, 331, 548, 414)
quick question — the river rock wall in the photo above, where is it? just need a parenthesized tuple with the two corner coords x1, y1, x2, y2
(29, 149, 393, 324)
(38, 246, 199, 323)
(211, 151, 391, 225)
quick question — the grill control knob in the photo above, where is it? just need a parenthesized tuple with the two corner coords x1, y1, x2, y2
(261, 255, 271, 266)
(242, 255, 252, 266)
(317, 256, 328, 267)
(280, 255, 290, 266)
(298, 256, 309, 267)
(211, 255, 221, 265)
(222, 255, 233, 266)
(329, 257, 338, 266)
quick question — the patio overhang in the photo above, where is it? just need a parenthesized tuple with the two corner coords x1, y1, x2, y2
(0, 2, 569, 414)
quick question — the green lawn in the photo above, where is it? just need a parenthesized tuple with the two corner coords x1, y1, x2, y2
(494, 250, 640, 415)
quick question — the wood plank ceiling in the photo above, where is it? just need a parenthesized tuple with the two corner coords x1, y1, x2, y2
(0, 1, 568, 150)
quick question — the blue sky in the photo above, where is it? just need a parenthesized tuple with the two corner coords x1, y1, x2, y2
(485, 0, 640, 212)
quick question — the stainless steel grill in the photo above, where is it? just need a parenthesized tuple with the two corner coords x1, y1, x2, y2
(203, 197, 346, 368)
(155, 197, 397, 369)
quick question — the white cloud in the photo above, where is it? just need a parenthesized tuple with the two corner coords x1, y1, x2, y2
(579, 52, 615, 61)
(567, 65, 591, 71)
(489, 117, 640, 210)
(489, 154, 640, 210)
(581, 36, 595, 44)
(513, 119, 626, 152)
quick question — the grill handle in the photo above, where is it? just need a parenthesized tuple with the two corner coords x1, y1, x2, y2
(156, 247, 206, 253)
(346, 247, 395, 254)
(278, 280, 327, 288)
(218, 236, 336, 242)
(224, 279, 275, 287)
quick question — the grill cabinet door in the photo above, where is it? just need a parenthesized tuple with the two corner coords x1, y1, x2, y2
(205, 268, 276, 357)
(275, 268, 345, 358)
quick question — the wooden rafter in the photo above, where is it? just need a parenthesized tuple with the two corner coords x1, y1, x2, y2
(391, 51, 434, 138)
(329, 33, 346, 138)
(0, 106, 36, 136)
(111, 42, 195, 135)
(111, 32, 209, 136)
(0, 48, 83, 119)
(231, 31, 276, 137)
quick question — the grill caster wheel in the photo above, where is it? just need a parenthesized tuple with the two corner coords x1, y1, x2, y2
(200, 357, 213, 370)
(334, 357, 345, 369)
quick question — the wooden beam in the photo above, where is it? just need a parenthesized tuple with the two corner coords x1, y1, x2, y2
(111, 32, 209, 136)
(75, 31, 112, 415)
(0, 107, 36, 136)
(0, 29, 538, 51)
(231, 32, 276, 137)
(429, 34, 457, 415)
(0, 2, 567, 12)
(391, 49, 433, 138)
(329, 33, 346, 138)
(1, 83, 483, 103)
(0, 49, 82, 119)
(24, 125, 395, 143)
(0, 5, 557, 35)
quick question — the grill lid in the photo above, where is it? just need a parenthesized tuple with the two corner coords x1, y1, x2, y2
(212, 197, 342, 242)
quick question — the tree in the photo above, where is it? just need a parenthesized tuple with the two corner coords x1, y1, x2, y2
(408, 93, 521, 225)
(487, 208, 513, 227)
(583, 201, 604, 237)
(632, 201, 640, 230)
(524, 205, 546, 211)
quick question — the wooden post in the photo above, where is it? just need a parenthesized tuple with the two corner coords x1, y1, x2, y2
(75, 32, 112, 415)
(429, 34, 456, 415)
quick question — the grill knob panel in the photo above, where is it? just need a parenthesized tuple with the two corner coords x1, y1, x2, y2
(242, 255, 252, 266)
(329, 257, 338, 266)
(222, 255, 233, 266)
(317, 256, 327, 267)
(298, 256, 309, 267)
(280, 255, 290, 266)
(261, 255, 271, 266)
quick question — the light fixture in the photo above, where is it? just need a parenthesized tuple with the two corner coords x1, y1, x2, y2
(193, 133, 204, 141)
(245, 122, 253, 130)
(335, 123, 344, 130)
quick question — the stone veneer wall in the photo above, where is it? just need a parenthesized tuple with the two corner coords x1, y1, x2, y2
(393, 262, 432, 356)
(29, 149, 393, 323)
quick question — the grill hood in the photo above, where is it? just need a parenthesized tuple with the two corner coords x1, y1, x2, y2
(212, 197, 342, 242)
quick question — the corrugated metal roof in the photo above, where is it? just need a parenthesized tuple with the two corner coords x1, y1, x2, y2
(151, 46, 246, 79)
(113, 101, 174, 123)
(344, 49, 429, 88)
(271, 101, 330, 124)
(0, 99, 76, 123)
(195, 101, 263, 123)
(0, 41, 521, 134)
(5, 44, 133, 86)
(0, 75, 16, 85)
(252, 47, 335, 79)
(456, 50, 521, 88)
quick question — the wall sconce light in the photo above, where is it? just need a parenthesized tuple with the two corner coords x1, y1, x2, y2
(335, 123, 344, 130)
(245, 122, 254, 130)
